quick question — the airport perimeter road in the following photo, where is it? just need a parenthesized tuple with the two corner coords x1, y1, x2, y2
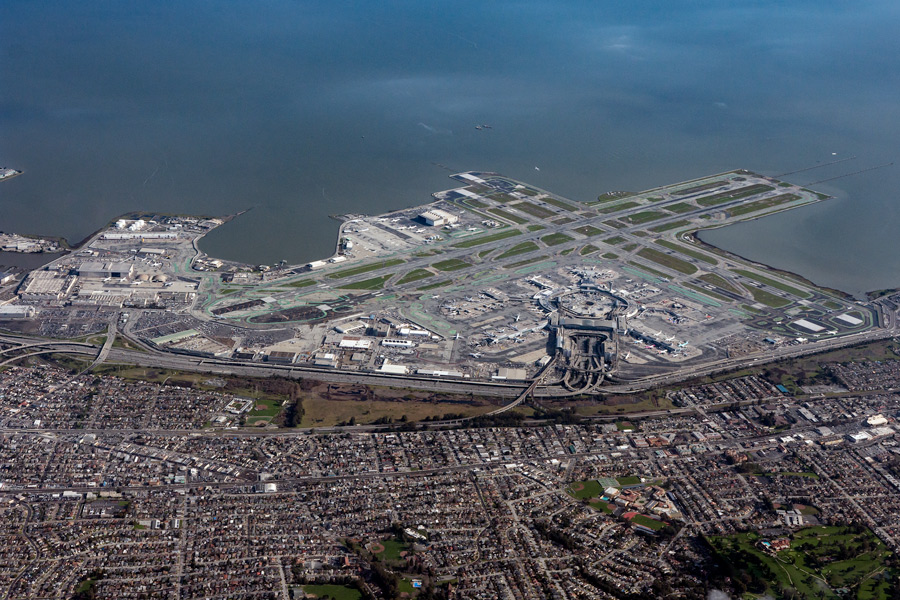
(602, 326, 899, 394)
(103, 347, 526, 397)
(4, 313, 897, 400)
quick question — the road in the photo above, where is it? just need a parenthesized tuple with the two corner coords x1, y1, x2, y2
(2, 303, 897, 400)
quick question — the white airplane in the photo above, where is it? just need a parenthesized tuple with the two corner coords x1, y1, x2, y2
(470, 352, 483, 358)
(454, 333, 461, 340)
(515, 314, 520, 322)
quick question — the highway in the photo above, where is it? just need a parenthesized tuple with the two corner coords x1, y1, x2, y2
(3, 296, 897, 400)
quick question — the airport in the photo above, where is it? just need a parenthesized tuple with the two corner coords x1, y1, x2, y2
(0, 170, 894, 403)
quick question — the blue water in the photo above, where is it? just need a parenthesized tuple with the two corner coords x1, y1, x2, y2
(1, 1, 899, 296)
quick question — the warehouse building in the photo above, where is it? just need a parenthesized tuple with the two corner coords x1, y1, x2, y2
(418, 209, 459, 227)
(77, 261, 135, 280)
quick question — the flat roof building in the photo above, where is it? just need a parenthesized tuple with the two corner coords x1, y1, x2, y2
(78, 261, 135, 279)
(419, 209, 459, 227)
(18, 271, 77, 301)
(267, 351, 299, 364)
(0, 305, 36, 319)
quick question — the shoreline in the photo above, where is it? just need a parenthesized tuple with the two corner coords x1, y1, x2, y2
(5, 175, 896, 300)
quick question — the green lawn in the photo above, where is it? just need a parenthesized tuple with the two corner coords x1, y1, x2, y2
(567, 480, 603, 499)
(574, 225, 603, 236)
(541, 232, 575, 246)
(676, 180, 727, 195)
(603, 219, 628, 229)
(487, 207, 530, 224)
(602, 252, 619, 259)
(451, 229, 522, 248)
(637, 247, 698, 275)
(374, 538, 409, 562)
(590, 501, 614, 513)
(740, 283, 791, 308)
(510, 201, 556, 219)
(432, 258, 471, 271)
(709, 526, 892, 600)
(623, 210, 667, 225)
(285, 279, 317, 288)
(627, 262, 669, 279)
(417, 280, 452, 291)
(526, 224, 546, 232)
(337, 275, 393, 290)
(497, 241, 539, 259)
(328, 259, 405, 279)
(684, 283, 731, 303)
(732, 269, 811, 298)
(696, 184, 775, 207)
(542, 196, 579, 211)
(729, 193, 800, 217)
(597, 201, 640, 214)
(663, 201, 695, 214)
(396, 269, 434, 285)
(302, 584, 362, 600)
(462, 197, 488, 208)
(603, 236, 626, 245)
(580, 245, 600, 256)
(698, 273, 740, 294)
(247, 400, 282, 424)
(654, 240, 716, 264)
(631, 514, 666, 530)
(503, 256, 549, 269)
(649, 219, 691, 233)
(616, 476, 641, 486)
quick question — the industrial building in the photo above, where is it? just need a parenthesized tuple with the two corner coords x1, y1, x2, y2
(77, 261, 135, 280)
(266, 351, 299, 364)
(0, 305, 36, 319)
(418, 209, 459, 227)
(18, 271, 77, 301)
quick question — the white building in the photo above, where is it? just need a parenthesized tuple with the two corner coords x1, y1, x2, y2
(419, 209, 459, 227)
